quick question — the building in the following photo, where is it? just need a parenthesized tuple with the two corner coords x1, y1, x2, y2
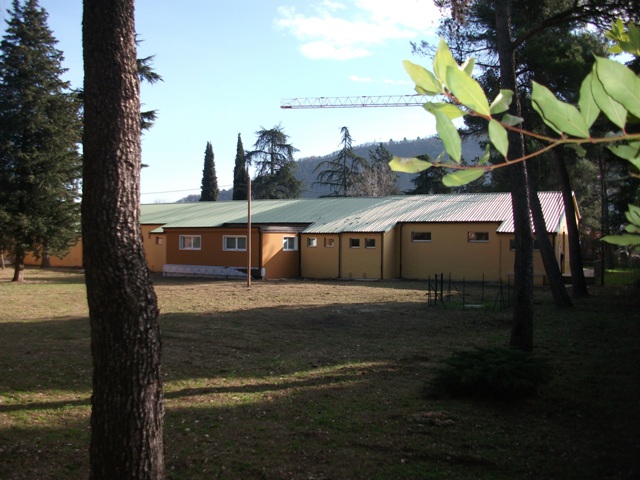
(22, 193, 576, 285)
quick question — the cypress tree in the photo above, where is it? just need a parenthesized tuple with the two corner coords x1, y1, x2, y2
(233, 133, 249, 200)
(200, 141, 218, 201)
(0, 0, 82, 282)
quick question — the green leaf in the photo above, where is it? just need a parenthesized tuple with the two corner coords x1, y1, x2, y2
(489, 119, 509, 157)
(442, 169, 485, 187)
(626, 204, 640, 225)
(601, 233, 640, 247)
(564, 144, 587, 157)
(388, 155, 432, 173)
(501, 114, 523, 126)
(424, 102, 466, 119)
(595, 56, 640, 119)
(608, 143, 640, 161)
(578, 73, 600, 129)
(446, 66, 490, 116)
(461, 57, 475, 76)
(478, 145, 490, 165)
(434, 109, 462, 163)
(490, 90, 513, 115)
(531, 82, 590, 138)
(433, 38, 458, 84)
(402, 60, 441, 95)
(591, 72, 628, 129)
(628, 23, 640, 54)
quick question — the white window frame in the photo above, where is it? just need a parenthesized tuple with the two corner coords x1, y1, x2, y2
(179, 235, 201, 250)
(283, 236, 298, 251)
(307, 237, 317, 248)
(349, 238, 360, 248)
(411, 232, 432, 242)
(223, 235, 247, 251)
(365, 238, 376, 249)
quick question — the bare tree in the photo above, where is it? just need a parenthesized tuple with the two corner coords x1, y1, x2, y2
(352, 144, 401, 197)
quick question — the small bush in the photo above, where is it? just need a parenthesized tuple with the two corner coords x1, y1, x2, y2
(429, 346, 552, 401)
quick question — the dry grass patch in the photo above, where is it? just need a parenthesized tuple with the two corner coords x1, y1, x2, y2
(1, 268, 639, 479)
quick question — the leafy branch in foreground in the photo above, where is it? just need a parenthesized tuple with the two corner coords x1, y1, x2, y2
(389, 31, 640, 188)
(391, 21, 640, 248)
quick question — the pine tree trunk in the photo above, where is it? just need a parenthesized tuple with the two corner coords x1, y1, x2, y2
(41, 252, 51, 269)
(527, 175, 572, 308)
(495, 0, 534, 351)
(83, 1, 164, 479)
(555, 151, 589, 297)
(12, 247, 25, 282)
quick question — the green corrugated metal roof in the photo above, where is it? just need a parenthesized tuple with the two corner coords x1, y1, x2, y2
(140, 193, 569, 235)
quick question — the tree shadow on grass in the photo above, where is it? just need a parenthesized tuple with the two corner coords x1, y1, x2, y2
(1, 294, 639, 480)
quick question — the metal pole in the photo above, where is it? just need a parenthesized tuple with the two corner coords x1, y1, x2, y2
(247, 177, 251, 288)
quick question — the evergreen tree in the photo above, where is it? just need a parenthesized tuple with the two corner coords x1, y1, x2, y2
(200, 141, 218, 201)
(232, 133, 249, 200)
(0, 0, 82, 282)
(314, 126, 367, 196)
(247, 124, 302, 199)
(406, 154, 450, 194)
(137, 53, 162, 132)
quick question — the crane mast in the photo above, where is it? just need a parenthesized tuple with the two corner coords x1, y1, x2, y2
(280, 94, 430, 109)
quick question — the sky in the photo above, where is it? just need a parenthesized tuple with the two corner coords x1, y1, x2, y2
(2, 0, 443, 202)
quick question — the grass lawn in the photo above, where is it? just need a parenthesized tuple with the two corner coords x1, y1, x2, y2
(0, 267, 639, 479)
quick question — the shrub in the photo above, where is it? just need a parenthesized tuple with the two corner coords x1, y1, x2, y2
(429, 346, 552, 401)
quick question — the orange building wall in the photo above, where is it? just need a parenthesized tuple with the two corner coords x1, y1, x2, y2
(300, 234, 340, 278)
(142, 225, 166, 273)
(339, 233, 384, 279)
(261, 232, 301, 279)
(400, 223, 505, 282)
(23, 238, 84, 268)
(382, 229, 400, 279)
(165, 227, 260, 270)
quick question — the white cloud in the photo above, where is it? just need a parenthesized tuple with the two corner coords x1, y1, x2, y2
(275, 1, 440, 60)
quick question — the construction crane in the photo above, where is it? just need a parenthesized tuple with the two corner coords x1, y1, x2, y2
(280, 94, 430, 109)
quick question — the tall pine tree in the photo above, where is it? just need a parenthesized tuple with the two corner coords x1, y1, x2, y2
(0, 0, 82, 282)
(83, 0, 164, 475)
(247, 125, 301, 199)
(200, 141, 218, 201)
(232, 133, 249, 200)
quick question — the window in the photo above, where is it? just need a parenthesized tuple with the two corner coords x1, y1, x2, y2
(223, 235, 246, 251)
(307, 237, 317, 247)
(365, 238, 376, 248)
(155, 236, 163, 245)
(283, 236, 298, 251)
(324, 238, 335, 248)
(468, 231, 489, 242)
(179, 235, 201, 250)
(349, 238, 360, 248)
(411, 232, 432, 242)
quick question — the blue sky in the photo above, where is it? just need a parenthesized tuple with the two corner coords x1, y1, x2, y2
(3, 0, 442, 202)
